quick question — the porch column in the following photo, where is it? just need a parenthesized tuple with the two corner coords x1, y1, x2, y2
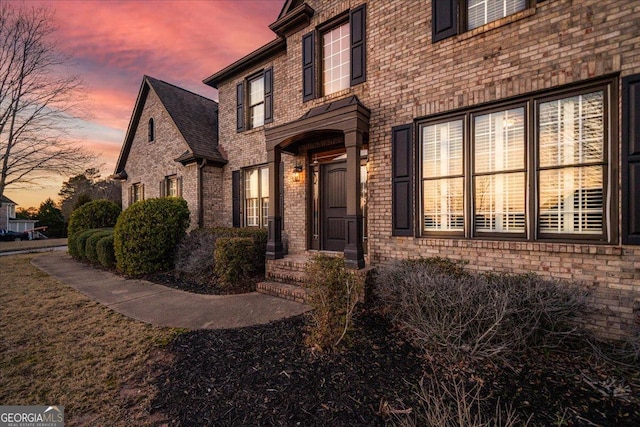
(266, 146, 284, 259)
(344, 129, 365, 269)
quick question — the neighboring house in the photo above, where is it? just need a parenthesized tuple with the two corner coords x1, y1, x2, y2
(0, 195, 38, 234)
(0, 195, 16, 230)
(112, 76, 227, 228)
(202, 0, 639, 339)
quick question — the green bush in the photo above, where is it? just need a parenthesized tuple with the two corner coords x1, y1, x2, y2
(74, 228, 100, 261)
(68, 200, 120, 259)
(208, 227, 267, 272)
(96, 234, 116, 269)
(85, 229, 114, 264)
(114, 197, 190, 276)
(213, 237, 255, 291)
(303, 254, 363, 352)
(174, 227, 268, 287)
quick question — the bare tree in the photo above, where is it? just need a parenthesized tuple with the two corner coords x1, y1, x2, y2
(0, 2, 95, 201)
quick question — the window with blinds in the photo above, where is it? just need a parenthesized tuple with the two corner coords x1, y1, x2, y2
(473, 108, 525, 233)
(417, 80, 611, 241)
(467, 0, 527, 30)
(538, 91, 605, 235)
(421, 119, 464, 232)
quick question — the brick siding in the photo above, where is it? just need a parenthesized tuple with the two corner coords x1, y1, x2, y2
(213, 0, 640, 339)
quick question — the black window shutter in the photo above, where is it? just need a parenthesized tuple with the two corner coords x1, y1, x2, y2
(622, 73, 640, 245)
(392, 124, 414, 236)
(128, 186, 133, 205)
(232, 170, 241, 227)
(264, 67, 273, 124)
(178, 177, 183, 198)
(432, 0, 458, 43)
(302, 31, 315, 102)
(159, 180, 165, 197)
(236, 82, 244, 132)
(350, 4, 366, 86)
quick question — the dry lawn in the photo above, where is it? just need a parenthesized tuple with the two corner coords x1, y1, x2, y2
(0, 254, 180, 426)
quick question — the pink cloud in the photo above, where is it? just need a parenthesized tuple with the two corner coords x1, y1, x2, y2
(8, 0, 283, 206)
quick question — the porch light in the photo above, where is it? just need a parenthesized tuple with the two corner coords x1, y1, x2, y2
(292, 164, 303, 182)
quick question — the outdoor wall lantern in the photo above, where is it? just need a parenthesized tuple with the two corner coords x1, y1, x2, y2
(292, 164, 303, 182)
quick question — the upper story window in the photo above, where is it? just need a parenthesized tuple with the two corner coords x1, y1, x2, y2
(302, 4, 366, 101)
(249, 75, 265, 128)
(432, 0, 533, 42)
(418, 79, 612, 242)
(467, 0, 526, 30)
(322, 21, 350, 95)
(236, 68, 273, 132)
(148, 118, 155, 142)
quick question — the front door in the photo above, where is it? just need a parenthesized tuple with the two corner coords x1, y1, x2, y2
(321, 161, 347, 251)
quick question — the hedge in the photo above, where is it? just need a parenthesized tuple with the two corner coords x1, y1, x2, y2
(213, 237, 255, 291)
(96, 234, 116, 269)
(114, 197, 190, 276)
(68, 200, 120, 259)
(85, 229, 114, 264)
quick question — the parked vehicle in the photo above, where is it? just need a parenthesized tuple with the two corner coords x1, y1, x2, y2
(0, 229, 30, 242)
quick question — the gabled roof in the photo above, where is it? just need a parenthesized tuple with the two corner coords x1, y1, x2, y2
(114, 76, 226, 177)
(1, 195, 16, 205)
(278, 0, 303, 19)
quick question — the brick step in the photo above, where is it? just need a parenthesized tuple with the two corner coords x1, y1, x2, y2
(265, 269, 307, 284)
(257, 281, 308, 304)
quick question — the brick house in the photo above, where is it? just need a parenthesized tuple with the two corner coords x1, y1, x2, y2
(202, 0, 639, 338)
(113, 76, 227, 228)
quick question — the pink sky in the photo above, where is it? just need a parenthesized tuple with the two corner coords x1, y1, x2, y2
(5, 0, 283, 208)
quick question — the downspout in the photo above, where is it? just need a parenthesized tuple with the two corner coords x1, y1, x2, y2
(198, 159, 208, 228)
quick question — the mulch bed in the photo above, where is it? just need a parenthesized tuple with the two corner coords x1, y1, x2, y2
(148, 307, 640, 427)
(150, 310, 424, 427)
(140, 272, 258, 295)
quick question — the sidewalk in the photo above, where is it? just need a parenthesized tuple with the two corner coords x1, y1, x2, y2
(31, 251, 310, 330)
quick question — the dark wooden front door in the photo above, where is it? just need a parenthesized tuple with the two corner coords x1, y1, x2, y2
(321, 161, 347, 251)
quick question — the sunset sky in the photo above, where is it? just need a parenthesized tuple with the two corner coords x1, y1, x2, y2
(5, 0, 283, 209)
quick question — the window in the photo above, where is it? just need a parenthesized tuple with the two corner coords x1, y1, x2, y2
(302, 4, 366, 101)
(236, 68, 272, 132)
(148, 118, 154, 142)
(418, 81, 611, 241)
(322, 22, 350, 95)
(130, 183, 144, 204)
(244, 166, 269, 227)
(160, 175, 181, 198)
(467, 0, 526, 30)
(432, 0, 532, 42)
(248, 75, 265, 128)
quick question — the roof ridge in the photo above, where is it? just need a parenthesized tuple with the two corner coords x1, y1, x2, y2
(145, 75, 218, 105)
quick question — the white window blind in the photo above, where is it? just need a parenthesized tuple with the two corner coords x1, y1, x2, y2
(468, 0, 526, 30)
(473, 108, 525, 233)
(538, 91, 604, 235)
(422, 120, 464, 231)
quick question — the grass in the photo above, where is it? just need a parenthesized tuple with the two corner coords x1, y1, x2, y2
(0, 238, 68, 252)
(0, 254, 180, 426)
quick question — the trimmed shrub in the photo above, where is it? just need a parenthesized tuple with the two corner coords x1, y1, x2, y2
(85, 229, 114, 264)
(75, 228, 101, 260)
(114, 197, 190, 276)
(174, 227, 268, 286)
(303, 254, 363, 352)
(68, 200, 120, 259)
(96, 234, 116, 269)
(374, 257, 588, 362)
(213, 237, 255, 291)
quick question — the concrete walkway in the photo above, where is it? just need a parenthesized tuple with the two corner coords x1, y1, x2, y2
(31, 251, 310, 330)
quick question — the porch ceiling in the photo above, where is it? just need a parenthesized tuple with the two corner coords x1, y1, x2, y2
(265, 95, 370, 154)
